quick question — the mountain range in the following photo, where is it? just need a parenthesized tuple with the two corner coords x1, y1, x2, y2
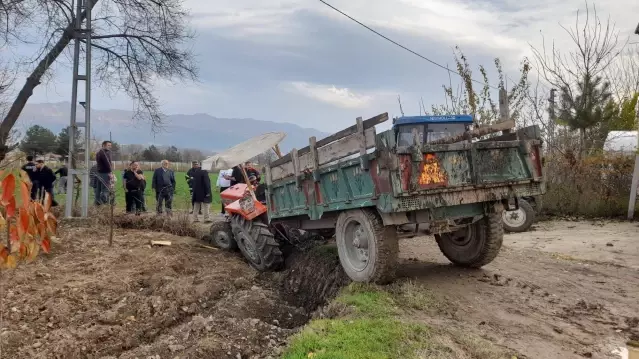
(18, 102, 329, 153)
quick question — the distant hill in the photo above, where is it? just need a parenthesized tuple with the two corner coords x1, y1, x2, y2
(18, 102, 329, 153)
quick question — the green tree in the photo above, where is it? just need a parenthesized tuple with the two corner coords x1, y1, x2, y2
(163, 145, 181, 162)
(20, 125, 57, 156)
(110, 141, 121, 161)
(54, 127, 82, 157)
(142, 145, 162, 162)
(609, 93, 638, 131)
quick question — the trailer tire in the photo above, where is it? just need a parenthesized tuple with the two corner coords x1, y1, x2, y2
(435, 212, 503, 268)
(335, 209, 398, 284)
(231, 215, 283, 271)
(502, 199, 535, 233)
(210, 220, 237, 250)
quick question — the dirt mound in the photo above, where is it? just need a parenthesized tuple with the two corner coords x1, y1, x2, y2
(1, 220, 351, 359)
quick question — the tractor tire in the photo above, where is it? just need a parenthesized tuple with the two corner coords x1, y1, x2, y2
(502, 199, 535, 233)
(209, 220, 237, 250)
(435, 212, 503, 268)
(335, 209, 398, 284)
(230, 214, 283, 271)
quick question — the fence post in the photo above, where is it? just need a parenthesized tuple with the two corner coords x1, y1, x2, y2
(628, 99, 639, 220)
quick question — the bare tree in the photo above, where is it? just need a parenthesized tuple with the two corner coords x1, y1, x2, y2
(531, 3, 620, 92)
(430, 46, 531, 126)
(0, 0, 198, 161)
(529, 2, 622, 154)
(605, 44, 639, 101)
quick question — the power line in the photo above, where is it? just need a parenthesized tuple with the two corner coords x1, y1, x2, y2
(317, 0, 498, 90)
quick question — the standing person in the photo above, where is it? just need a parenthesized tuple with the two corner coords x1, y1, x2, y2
(54, 162, 68, 194)
(21, 155, 38, 200)
(35, 160, 58, 206)
(151, 159, 175, 215)
(186, 161, 200, 214)
(95, 141, 114, 206)
(191, 162, 212, 222)
(216, 168, 232, 215)
(123, 161, 146, 214)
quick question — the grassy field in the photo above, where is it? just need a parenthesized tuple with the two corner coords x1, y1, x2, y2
(53, 171, 224, 212)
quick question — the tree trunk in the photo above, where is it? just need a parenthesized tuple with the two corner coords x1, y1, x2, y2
(0, 5, 95, 162)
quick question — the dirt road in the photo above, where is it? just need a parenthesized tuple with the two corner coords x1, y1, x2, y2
(400, 220, 639, 359)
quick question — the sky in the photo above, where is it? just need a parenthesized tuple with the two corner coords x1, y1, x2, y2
(24, 0, 639, 134)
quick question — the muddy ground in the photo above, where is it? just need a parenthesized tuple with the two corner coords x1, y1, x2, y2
(1, 219, 638, 359)
(0, 223, 343, 359)
(401, 220, 639, 359)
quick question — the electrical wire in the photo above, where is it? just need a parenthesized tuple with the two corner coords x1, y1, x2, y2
(317, 0, 499, 90)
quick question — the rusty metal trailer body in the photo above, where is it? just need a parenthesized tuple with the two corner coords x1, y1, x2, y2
(260, 112, 545, 283)
(265, 113, 543, 230)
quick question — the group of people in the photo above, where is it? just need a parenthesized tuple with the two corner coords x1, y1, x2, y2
(22, 139, 265, 219)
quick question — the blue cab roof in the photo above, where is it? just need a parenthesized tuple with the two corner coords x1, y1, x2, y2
(393, 115, 474, 126)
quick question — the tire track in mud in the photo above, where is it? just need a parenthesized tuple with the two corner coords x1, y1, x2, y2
(400, 237, 639, 359)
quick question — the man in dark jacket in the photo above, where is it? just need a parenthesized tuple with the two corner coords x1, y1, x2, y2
(21, 155, 38, 200)
(123, 161, 146, 214)
(185, 161, 200, 214)
(35, 160, 58, 206)
(191, 162, 212, 222)
(151, 159, 176, 215)
(94, 141, 113, 205)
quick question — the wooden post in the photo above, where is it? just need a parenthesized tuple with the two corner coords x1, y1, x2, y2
(628, 98, 639, 220)
(356, 116, 369, 170)
(309, 136, 320, 182)
(291, 148, 300, 187)
(499, 87, 511, 134)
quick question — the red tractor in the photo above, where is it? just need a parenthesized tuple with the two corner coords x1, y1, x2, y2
(210, 178, 324, 270)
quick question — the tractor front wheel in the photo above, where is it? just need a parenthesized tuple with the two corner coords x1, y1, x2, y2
(231, 214, 283, 271)
(209, 220, 237, 250)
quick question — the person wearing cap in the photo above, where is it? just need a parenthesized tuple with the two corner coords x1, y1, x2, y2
(191, 161, 212, 222)
(186, 161, 201, 215)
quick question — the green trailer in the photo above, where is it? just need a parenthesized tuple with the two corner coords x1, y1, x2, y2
(257, 112, 545, 283)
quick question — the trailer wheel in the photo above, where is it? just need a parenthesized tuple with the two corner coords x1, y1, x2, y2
(435, 212, 503, 268)
(231, 214, 283, 271)
(209, 220, 237, 250)
(335, 209, 398, 284)
(502, 199, 535, 233)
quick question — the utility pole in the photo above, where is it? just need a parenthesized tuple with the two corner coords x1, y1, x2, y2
(65, 0, 93, 218)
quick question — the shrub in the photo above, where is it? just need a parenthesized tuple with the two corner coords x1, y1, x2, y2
(0, 169, 58, 269)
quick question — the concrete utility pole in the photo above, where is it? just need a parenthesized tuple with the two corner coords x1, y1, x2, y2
(65, 0, 93, 218)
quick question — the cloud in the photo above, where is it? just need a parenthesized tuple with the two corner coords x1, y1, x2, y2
(284, 81, 376, 109)
(21, 0, 639, 136)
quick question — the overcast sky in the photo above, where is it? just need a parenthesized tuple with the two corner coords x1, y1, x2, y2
(27, 0, 639, 133)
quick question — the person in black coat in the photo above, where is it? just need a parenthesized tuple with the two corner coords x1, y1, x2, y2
(191, 163, 212, 222)
(35, 160, 58, 206)
(21, 155, 38, 200)
(185, 161, 201, 215)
